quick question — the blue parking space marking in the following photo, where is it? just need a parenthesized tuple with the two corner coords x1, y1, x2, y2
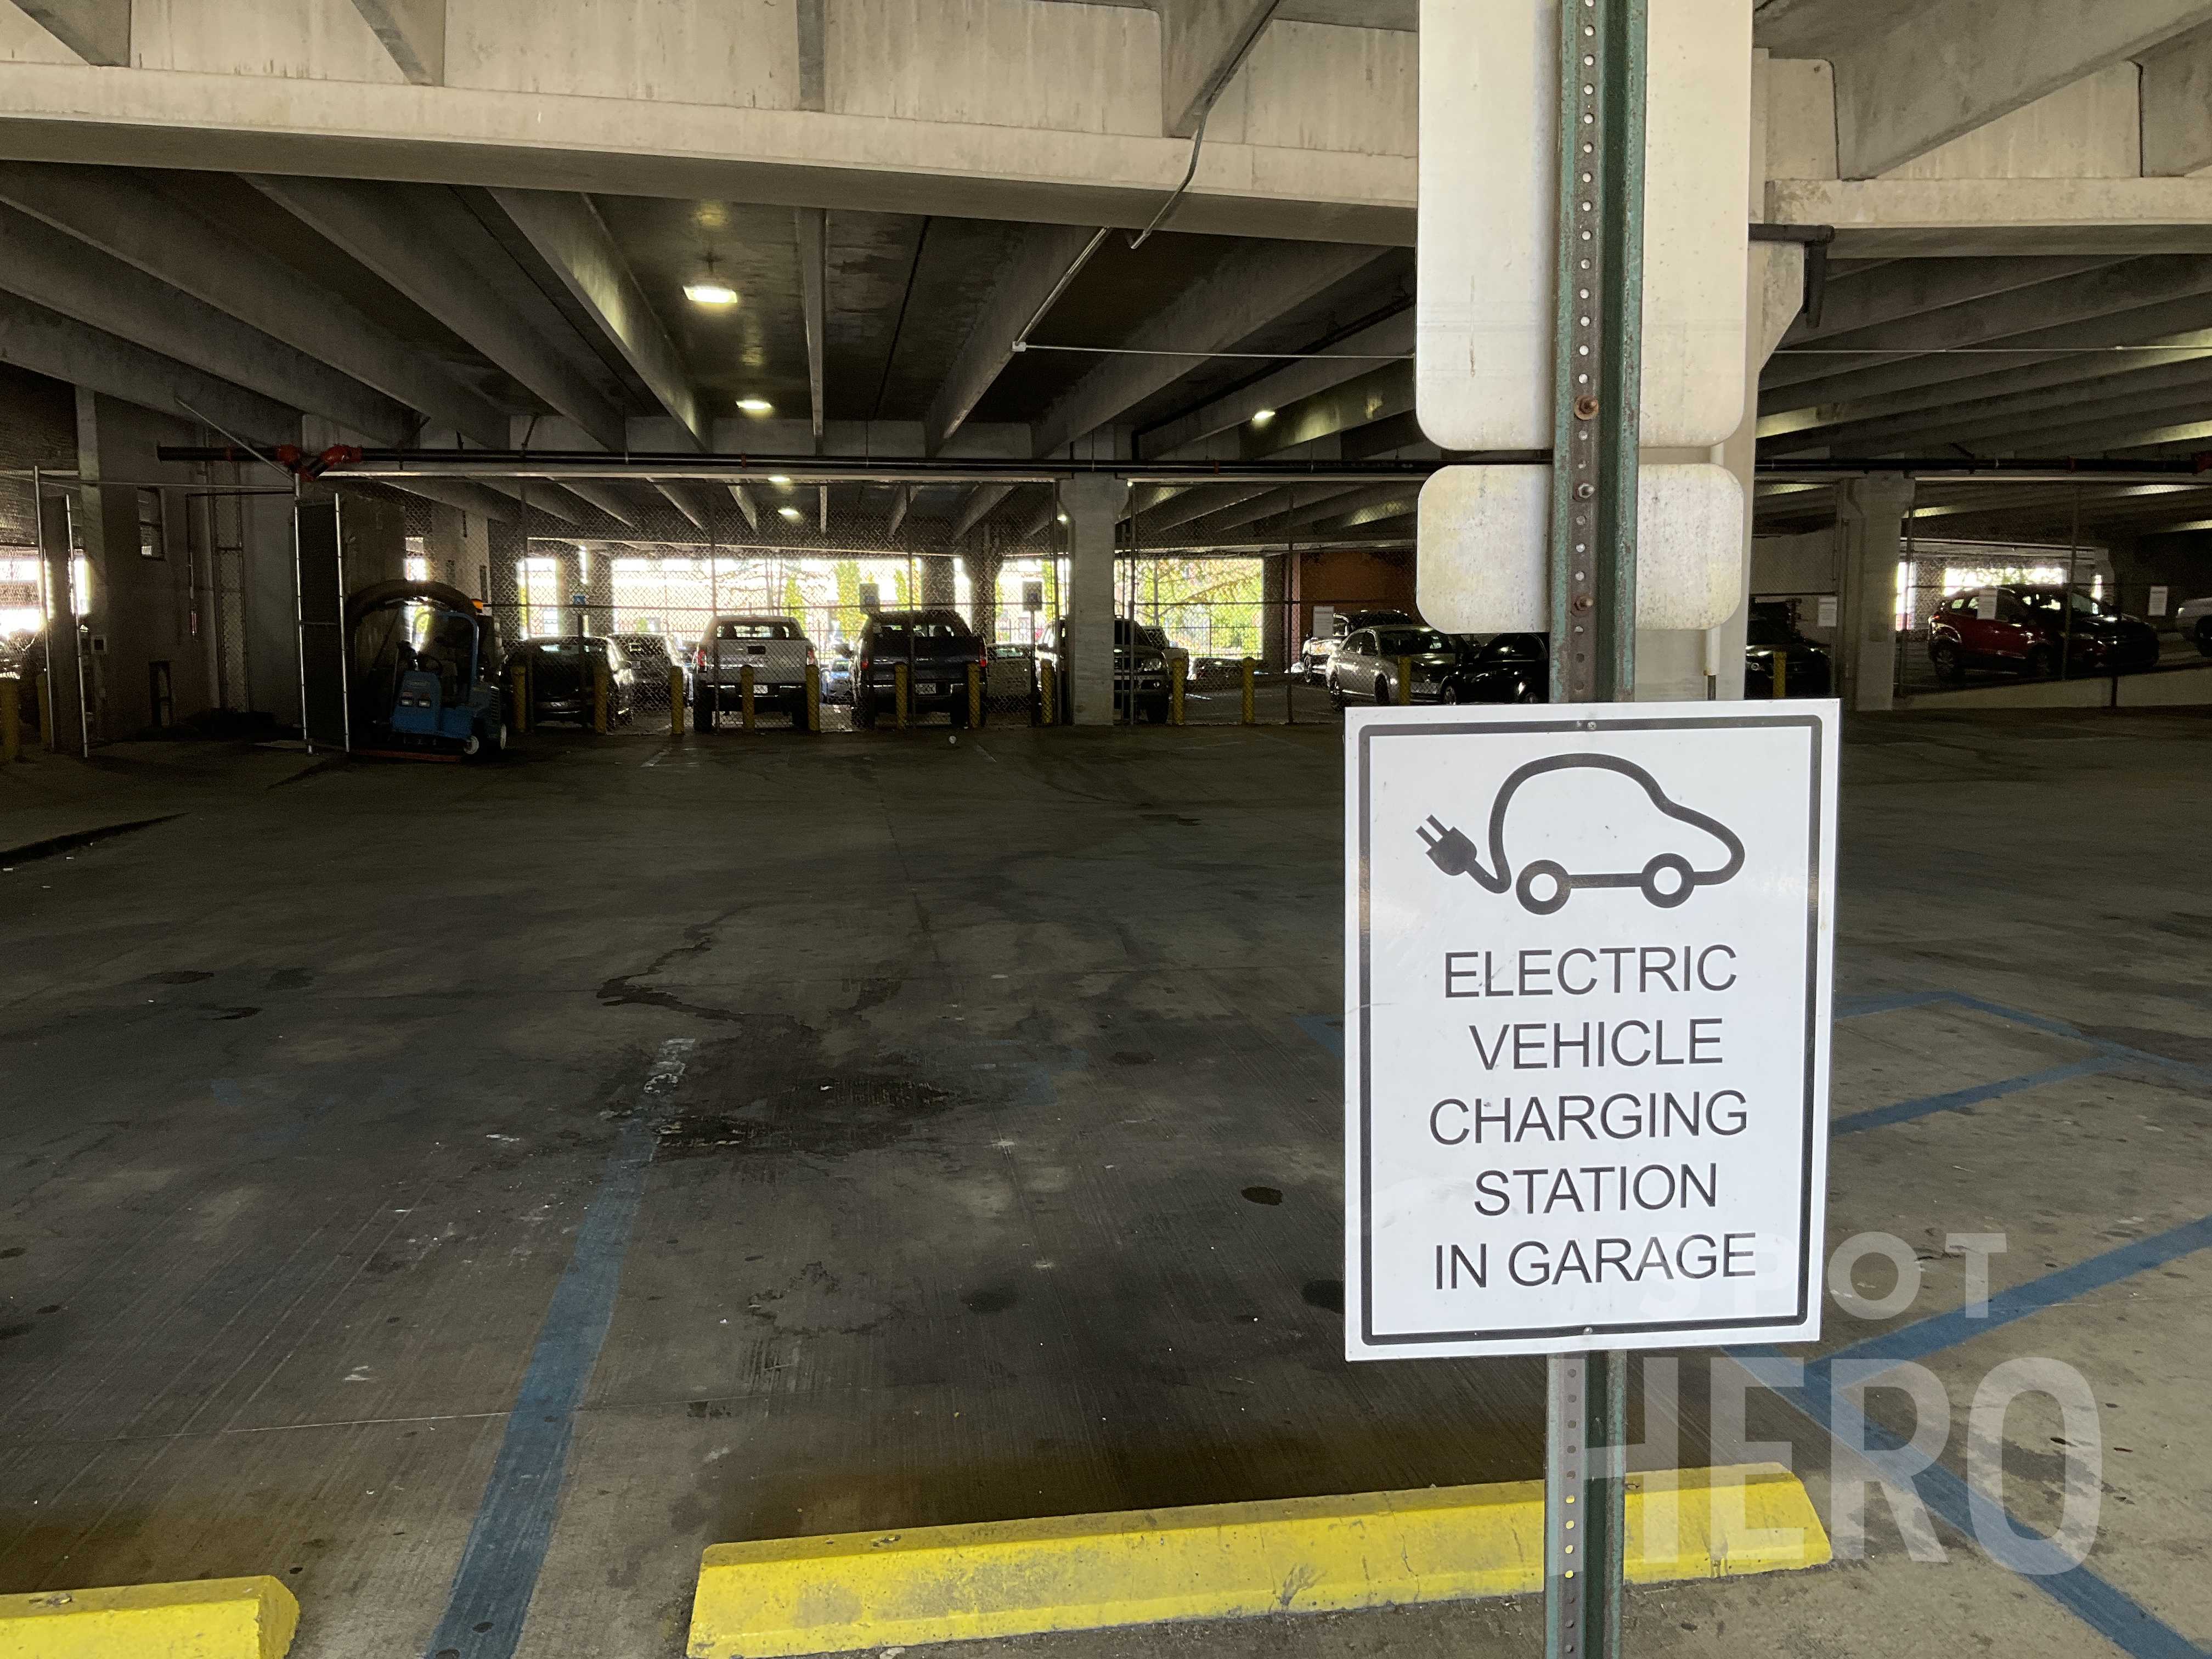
(1836, 990, 1952, 1019)
(1292, 1013, 1344, 1060)
(1834, 1055, 2124, 1135)
(1741, 1352, 2209, 1659)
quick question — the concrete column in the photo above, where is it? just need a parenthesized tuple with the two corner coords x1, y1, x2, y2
(583, 546, 616, 636)
(37, 478, 85, 755)
(921, 555, 957, 609)
(1261, 551, 1290, 673)
(555, 547, 583, 636)
(1060, 474, 1126, 726)
(962, 546, 1003, 641)
(1835, 476, 1916, 712)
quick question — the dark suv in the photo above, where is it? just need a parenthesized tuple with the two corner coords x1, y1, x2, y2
(854, 608, 985, 727)
(1038, 616, 1172, 723)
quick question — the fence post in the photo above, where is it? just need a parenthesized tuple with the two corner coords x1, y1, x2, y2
(1397, 654, 1414, 706)
(592, 662, 610, 733)
(1039, 661, 1056, 726)
(967, 661, 983, 730)
(740, 663, 756, 731)
(35, 673, 52, 750)
(805, 662, 821, 732)
(1240, 657, 1256, 725)
(1170, 663, 1185, 727)
(894, 662, 910, 729)
(669, 665, 685, 737)
(512, 662, 530, 735)
(0, 677, 18, 764)
(1774, 650, 1787, 700)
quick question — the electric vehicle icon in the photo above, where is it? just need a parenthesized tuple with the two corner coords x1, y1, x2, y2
(1415, 754, 1745, 913)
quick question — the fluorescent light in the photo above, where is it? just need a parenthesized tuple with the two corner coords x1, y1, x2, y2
(736, 397, 773, 414)
(1056, 512, 1070, 524)
(1251, 408, 1277, 426)
(778, 505, 803, 521)
(684, 277, 738, 307)
(768, 475, 793, 487)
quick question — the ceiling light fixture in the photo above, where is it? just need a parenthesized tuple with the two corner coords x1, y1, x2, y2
(1057, 512, 1070, 524)
(768, 475, 793, 487)
(1251, 408, 1277, 426)
(684, 252, 738, 307)
(778, 505, 803, 521)
(736, 397, 773, 414)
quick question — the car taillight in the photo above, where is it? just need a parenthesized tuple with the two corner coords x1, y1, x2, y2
(692, 647, 705, 670)
(807, 645, 817, 664)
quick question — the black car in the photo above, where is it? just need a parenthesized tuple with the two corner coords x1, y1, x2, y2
(506, 635, 637, 726)
(1039, 616, 1172, 723)
(1440, 633, 1549, 704)
(1744, 603, 1833, 698)
(612, 633, 684, 708)
(854, 609, 985, 727)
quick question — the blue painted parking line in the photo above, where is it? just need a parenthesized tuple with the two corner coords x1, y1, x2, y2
(1741, 1352, 2209, 1659)
(1835, 1055, 2124, 1135)
(1292, 1013, 1344, 1060)
(420, 1038, 692, 1659)
(1836, 990, 1952, 1019)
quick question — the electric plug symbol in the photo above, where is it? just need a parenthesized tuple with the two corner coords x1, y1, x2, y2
(1416, 815, 1482, 879)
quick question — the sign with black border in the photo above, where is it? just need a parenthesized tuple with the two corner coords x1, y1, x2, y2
(1344, 702, 1838, 1360)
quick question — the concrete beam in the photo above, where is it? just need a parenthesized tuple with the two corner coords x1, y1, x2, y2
(887, 486, 910, 540)
(0, 161, 507, 447)
(492, 189, 707, 448)
(953, 484, 1018, 539)
(1809, 357, 2212, 456)
(1131, 482, 1276, 535)
(796, 207, 827, 446)
(0, 66, 1413, 247)
(379, 477, 519, 523)
(558, 478, 640, 527)
(478, 478, 585, 526)
(10, 0, 125, 64)
(926, 224, 1099, 456)
(249, 176, 630, 452)
(654, 482, 707, 532)
(0, 203, 409, 441)
(1030, 240, 1385, 458)
(1768, 178, 2212, 257)
(2014, 400, 2212, 456)
(348, 0, 443, 86)
(1780, 257, 2116, 347)
(1830, 0, 2212, 178)
(1135, 307, 1411, 459)
(0, 291, 294, 439)
(1152, 0, 1279, 138)
(1243, 361, 1409, 459)
(727, 483, 759, 532)
(1765, 255, 2212, 394)
(2143, 23, 2212, 176)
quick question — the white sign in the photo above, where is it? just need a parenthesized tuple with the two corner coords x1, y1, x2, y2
(1816, 595, 1839, 631)
(1344, 702, 1838, 1359)
(1974, 591, 1997, 621)
(2149, 585, 2169, 617)
(1415, 0, 1752, 452)
(1417, 464, 1745, 633)
(1312, 605, 1337, 644)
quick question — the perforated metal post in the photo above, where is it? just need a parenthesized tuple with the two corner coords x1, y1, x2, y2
(1546, 0, 1644, 1654)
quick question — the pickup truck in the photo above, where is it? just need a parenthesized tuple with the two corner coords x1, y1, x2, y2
(854, 608, 985, 727)
(692, 614, 814, 730)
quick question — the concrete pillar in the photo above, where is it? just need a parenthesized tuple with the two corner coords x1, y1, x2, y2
(555, 547, 583, 636)
(1060, 475, 1126, 726)
(963, 546, 1003, 641)
(1835, 476, 1916, 712)
(1261, 551, 1290, 673)
(583, 546, 616, 636)
(37, 478, 85, 754)
(921, 554, 957, 609)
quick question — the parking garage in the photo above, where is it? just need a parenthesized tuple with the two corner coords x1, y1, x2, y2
(3, 5, 2212, 1659)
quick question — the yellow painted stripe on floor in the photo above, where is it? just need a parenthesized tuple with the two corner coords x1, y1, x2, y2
(0, 1577, 297, 1659)
(687, 1463, 1829, 1657)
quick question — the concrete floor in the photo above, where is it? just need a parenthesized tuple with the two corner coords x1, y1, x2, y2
(1, 712, 2207, 1658)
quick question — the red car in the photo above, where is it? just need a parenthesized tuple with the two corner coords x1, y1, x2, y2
(1926, 585, 2159, 681)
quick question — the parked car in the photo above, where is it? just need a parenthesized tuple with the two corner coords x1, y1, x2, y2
(613, 633, 685, 707)
(986, 641, 1036, 702)
(1038, 616, 1171, 723)
(2175, 594, 2212, 656)
(1927, 585, 2159, 681)
(1327, 623, 1462, 706)
(820, 649, 854, 705)
(1296, 608, 1414, 681)
(855, 608, 986, 727)
(692, 613, 814, 729)
(507, 635, 636, 726)
(1440, 632, 1549, 704)
(1743, 602, 1832, 698)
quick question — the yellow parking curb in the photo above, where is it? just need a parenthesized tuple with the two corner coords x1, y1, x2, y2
(0, 1577, 298, 1659)
(687, 1463, 1829, 1657)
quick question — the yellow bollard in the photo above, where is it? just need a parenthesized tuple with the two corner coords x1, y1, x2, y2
(967, 661, 983, 730)
(1240, 657, 1256, 726)
(511, 661, 530, 735)
(592, 661, 610, 733)
(804, 662, 821, 732)
(670, 664, 685, 737)
(894, 662, 910, 729)
(1397, 655, 1414, 706)
(740, 664, 756, 731)
(1039, 661, 1056, 726)
(1773, 650, 1788, 700)
(1170, 663, 1185, 727)
(1, 677, 18, 764)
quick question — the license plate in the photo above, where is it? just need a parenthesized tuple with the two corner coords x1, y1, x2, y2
(920, 682, 941, 696)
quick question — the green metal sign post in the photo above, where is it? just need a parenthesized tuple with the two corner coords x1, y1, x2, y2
(1544, 0, 1646, 1655)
